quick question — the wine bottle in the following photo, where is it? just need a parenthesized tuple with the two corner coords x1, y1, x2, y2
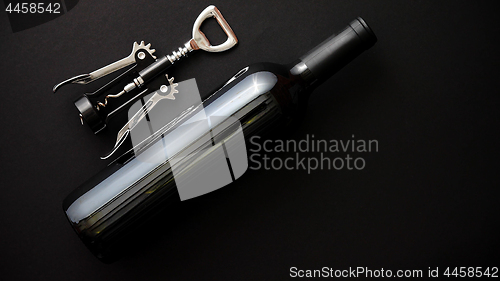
(63, 18, 377, 262)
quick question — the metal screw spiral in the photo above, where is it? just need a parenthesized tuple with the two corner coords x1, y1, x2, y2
(95, 90, 126, 111)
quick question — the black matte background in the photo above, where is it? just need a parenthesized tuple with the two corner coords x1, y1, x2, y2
(1, 0, 499, 280)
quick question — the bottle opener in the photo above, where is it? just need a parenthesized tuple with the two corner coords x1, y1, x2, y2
(53, 5, 238, 135)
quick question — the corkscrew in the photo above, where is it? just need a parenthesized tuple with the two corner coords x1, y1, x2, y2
(53, 5, 238, 134)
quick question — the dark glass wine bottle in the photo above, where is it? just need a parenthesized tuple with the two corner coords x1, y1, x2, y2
(63, 18, 377, 262)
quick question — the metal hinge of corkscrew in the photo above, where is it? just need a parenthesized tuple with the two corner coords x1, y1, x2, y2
(53, 5, 238, 158)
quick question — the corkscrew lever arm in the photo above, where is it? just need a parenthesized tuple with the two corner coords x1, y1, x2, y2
(101, 75, 179, 160)
(53, 41, 157, 93)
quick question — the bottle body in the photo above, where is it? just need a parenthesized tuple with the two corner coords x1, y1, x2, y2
(63, 62, 304, 261)
(63, 18, 377, 262)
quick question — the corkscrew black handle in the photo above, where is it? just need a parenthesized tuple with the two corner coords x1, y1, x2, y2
(299, 17, 377, 83)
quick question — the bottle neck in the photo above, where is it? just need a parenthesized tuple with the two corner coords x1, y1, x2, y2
(288, 17, 377, 88)
(289, 60, 316, 86)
